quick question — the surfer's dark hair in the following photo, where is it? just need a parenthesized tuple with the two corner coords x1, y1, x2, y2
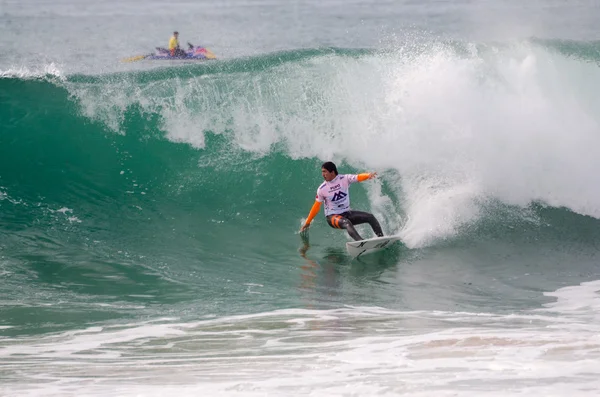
(321, 161, 338, 176)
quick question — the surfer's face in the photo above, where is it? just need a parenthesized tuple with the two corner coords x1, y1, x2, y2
(322, 168, 336, 182)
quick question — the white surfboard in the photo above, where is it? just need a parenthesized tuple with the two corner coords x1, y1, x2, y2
(345, 235, 403, 258)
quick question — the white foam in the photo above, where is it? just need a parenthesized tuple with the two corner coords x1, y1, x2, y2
(0, 187, 23, 205)
(0, 63, 64, 79)
(539, 280, 600, 322)
(2, 283, 600, 396)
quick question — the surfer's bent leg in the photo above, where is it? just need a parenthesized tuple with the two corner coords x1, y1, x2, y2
(346, 211, 384, 237)
(327, 214, 363, 241)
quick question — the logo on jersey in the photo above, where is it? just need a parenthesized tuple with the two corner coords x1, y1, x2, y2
(331, 191, 347, 202)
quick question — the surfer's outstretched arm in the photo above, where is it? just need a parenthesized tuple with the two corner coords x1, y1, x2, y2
(300, 201, 322, 232)
(357, 172, 377, 182)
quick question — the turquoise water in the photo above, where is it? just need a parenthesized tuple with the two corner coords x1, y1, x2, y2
(2, 1, 600, 395)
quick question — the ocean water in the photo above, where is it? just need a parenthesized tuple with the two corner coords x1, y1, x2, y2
(2, 0, 600, 395)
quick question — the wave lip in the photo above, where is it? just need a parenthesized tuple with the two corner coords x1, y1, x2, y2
(0, 62, 65, 79)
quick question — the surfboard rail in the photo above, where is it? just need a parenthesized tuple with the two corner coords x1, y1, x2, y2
(345, 235, 403, 258)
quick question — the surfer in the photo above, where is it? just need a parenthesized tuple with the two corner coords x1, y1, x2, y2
(300, 161, 384, 241)
(168, 31, 186, 57)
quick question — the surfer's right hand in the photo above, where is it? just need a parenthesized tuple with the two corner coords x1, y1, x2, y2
(300, 222, 310, 233)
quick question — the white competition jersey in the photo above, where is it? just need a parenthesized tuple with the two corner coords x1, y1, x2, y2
(315, 174, 359, 216)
